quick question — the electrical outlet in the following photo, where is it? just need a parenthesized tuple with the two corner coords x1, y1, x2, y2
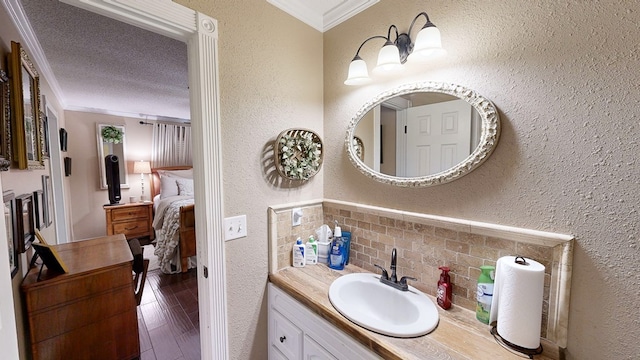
(292, 207, 302, 226)
(224, 214, 247, 241)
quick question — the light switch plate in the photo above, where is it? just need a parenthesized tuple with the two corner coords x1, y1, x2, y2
(224, 214, 247, 241)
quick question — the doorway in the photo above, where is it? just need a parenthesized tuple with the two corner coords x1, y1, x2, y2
(58, 1, 227, 358)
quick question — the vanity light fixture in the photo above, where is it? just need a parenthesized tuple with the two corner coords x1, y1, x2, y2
(344, 12, 445, 86)
(133, 160, 151, 202)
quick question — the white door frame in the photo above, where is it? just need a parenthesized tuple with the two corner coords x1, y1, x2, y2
(60, 1, 228, 358)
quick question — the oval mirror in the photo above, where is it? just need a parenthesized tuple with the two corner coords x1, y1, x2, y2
(346, 82, 500, 187)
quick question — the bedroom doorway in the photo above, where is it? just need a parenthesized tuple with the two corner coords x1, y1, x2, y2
(60, 1, 228, 358)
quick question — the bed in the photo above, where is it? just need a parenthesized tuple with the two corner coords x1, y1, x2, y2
(150, 166, 196, 274)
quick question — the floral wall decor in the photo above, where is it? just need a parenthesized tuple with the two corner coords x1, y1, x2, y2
(275, 129, 323, 181)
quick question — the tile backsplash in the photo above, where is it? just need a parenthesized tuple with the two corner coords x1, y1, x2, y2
(268, 199, 573, 346)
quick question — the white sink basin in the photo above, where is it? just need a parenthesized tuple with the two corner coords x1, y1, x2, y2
(328, 273, 439, 337)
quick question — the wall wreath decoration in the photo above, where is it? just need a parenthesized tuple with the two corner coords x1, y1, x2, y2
(275, 128, 323, 181)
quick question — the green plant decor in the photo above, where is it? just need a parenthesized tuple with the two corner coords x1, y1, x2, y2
(101, 125, 124, 144)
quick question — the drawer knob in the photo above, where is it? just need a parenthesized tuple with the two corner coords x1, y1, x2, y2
(279, 336, 286, 343)
(125, 225, 139, 230)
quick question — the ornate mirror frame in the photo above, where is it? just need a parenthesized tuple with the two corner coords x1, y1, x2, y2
(345, 82, 501, 187)
(8, 41, 44, 170)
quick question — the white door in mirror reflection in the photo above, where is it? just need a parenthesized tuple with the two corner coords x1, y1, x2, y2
(405, 100, 472, 176)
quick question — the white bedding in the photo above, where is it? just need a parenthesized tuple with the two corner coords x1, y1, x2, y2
(153, 195, 195, 274)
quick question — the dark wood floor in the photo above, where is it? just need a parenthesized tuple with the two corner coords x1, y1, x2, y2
(138, 268, 200, 360)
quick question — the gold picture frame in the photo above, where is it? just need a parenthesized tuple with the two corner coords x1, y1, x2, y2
(8, 41, 44, 170)
(0, 69, 10, 171)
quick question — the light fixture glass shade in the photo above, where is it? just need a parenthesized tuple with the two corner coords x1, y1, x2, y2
(344, 58, 371, 86)
(133, 160, 151, 174)
(373, 42, 402, 74)
(408, 26, 446, 61)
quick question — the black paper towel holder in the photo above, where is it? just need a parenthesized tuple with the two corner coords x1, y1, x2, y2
(490, 322, 543, 359)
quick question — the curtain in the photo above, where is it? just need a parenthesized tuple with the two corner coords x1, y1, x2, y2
(151, 123, 192, 167)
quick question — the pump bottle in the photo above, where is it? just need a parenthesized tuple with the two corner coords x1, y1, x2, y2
(437, 266, 452, 310)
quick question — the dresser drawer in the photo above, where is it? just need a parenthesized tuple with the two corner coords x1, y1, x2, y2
(113, 219, 150, 237)
(110, 206, 149, 221)
(24, 265, 133, 312)
(29, 284, 135, 342)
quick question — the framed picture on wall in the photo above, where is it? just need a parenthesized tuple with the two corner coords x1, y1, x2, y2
(4, 191, 18, 278)
(42, 175, 53, 227)
(33, 189, 43, 230)
(8, 41, 44, 170)
(16, 193, 35, 253)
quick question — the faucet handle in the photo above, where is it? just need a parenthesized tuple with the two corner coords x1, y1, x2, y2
(374, 264, 389, 280)
(399, 276, 417, 286)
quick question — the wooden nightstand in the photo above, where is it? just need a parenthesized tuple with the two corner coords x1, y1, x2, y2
(104, 202, 154, 241)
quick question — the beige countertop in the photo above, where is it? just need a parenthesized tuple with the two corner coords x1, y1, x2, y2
(269, 264, 558, 360)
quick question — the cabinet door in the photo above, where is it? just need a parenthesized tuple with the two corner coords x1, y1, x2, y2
(270, 309, 303, 360)
(304, 335, 338, 360)
(269, 345, 290, 360)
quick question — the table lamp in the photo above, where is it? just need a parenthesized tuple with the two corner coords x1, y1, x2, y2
(133, 160, 152, 202)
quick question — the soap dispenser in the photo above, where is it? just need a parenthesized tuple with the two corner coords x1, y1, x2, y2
(437, 266, 452, 310)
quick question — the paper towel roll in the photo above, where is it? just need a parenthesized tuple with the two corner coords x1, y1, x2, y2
(489, 256, 545, 350)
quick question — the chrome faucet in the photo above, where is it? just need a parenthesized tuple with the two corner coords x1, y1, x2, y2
(374, 248, 416, 291)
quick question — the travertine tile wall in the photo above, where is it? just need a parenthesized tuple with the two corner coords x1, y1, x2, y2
(275, 204, 324, 270)
(323, 202, 553, 338)
(273, 201, 560, 339)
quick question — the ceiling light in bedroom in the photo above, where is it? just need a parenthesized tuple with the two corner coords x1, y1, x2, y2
(133, 160, 152, 202)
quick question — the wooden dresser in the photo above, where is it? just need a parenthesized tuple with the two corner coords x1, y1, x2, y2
(21, 235, 140, 360)
(104, 202, 154, 240)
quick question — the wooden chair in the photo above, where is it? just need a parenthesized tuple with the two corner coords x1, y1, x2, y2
(127, 238, 150, 305)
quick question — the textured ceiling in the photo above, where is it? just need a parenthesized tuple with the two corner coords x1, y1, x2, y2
(19, 0, 190, 120)
(16, 0, 376, 121)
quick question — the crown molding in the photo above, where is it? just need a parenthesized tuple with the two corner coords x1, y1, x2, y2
(323, 0, 379, 31)
(267, 0, 378, 32)
(2, 0, 67, 108)
(65, 104, 190, 123)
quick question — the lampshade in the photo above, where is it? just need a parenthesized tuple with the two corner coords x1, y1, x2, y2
(133, 160, 151, 174)
(373, 41, 402, 74)
(344, 57, 371, 86)
(407, 25, 445, 61)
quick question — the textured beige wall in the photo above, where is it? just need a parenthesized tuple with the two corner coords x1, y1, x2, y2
(0, 8, 69, 358)
(176, 1, 324, 359)
(324, 1, 639, 359)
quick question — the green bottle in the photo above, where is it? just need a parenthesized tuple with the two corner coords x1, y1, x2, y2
(476, 265, 495, 324)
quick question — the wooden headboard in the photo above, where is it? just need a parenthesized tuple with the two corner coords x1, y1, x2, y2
(150, 166, 193, 199)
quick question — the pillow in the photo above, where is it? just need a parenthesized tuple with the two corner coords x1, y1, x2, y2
(176, 178, 194, 196)
(156, 168, 193, 179)
(159, 175, 179, 198)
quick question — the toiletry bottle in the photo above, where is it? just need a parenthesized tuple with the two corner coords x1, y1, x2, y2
(476, 265, 495, 324)
(292, 238, 305, 267)
(328, 225, 345, 270)
(342, 230, 351, 265)
(305, 235, 318, 265)
(437, 266, 452, 310)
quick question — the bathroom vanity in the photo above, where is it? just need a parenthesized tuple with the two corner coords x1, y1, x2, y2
(269, 265, 557, 360)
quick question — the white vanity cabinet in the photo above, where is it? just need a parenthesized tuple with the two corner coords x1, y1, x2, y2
(268, 283, 379, 360)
